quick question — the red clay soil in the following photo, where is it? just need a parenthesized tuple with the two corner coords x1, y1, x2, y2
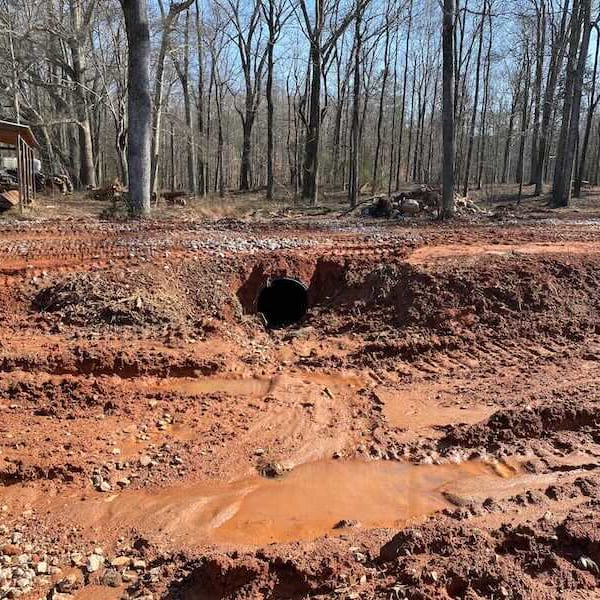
(0, 212, 600, 599)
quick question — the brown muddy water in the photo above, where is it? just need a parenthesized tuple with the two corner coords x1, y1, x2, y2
(22, 459, 531, 547)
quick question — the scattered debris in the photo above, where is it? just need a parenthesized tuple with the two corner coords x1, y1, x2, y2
(357, 185, 482, 219)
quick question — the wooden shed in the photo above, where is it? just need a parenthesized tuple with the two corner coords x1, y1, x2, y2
(0, 121, 39, 211)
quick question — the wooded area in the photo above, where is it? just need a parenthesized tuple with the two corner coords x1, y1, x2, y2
(0, 0, 598, 214)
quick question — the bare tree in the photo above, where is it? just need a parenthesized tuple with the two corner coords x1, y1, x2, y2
(120, 0, 152, 216)
(150, 0, 194, 195)
(260, 0, 290, 199)
(222, 0, 268, 191)
(297, 0, 371, 204)
(574, 21, 600, 197)
(552, 0, 592, 207)
(441, 0, 455, 218)
(532, 0, 570, 196)
(172, 9, 198, 195)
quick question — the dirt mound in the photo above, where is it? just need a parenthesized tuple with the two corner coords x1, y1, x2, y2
(33, 268, 193, 328)
(324, 256, 600, 335)
(439, 401, 600, 452)
(378, 508, 599, 599)
(1, 378, 110, 417)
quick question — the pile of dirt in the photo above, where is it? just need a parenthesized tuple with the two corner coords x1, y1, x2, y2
(439, 400, 600, 452)
(1, 378, 110, 417)
(311, 255, 600, 346)
(33, 268, 194, 328)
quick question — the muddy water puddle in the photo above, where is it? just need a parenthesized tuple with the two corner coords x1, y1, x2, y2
(147, 371, 363, 399)
(157, 376, 274, 397)
(33, 459, 520, 547)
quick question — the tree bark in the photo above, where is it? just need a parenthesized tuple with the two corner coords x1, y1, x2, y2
(150, 0, 193, 195)
(529, 0, 545, 181)
(195, 0, 206, 196)
(574, 22, 599, 197)
(264, 0, 275, 199)
(395, 0, 412, 189)
(302, 40, 322, 203)
(477, 4, 492, 189)
(172, 11, 197, 195)
(441, 0, 455, 218)
(121, 0, 152, 217)
(69, 0, 97, 188)
(501, 82, 519, 184)
(348, 0, 361, 208)
(371, 5, 391, 194)
(552, 0, 591, 207)
(532, 0, 570, 195)
(462, 5, 485, 197)
(517, 46, 531, 201)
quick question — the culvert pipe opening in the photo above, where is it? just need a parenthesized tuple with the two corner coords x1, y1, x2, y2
(257, 278, 308, 329)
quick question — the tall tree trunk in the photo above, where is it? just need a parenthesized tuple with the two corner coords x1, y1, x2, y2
(405, 62, 417, 182)
(240, 116, 254, 190)
(441, 0, 455, 218)
(69, 0, 96, 188)
(533, 0, 570, 195)
(477, 5, 492, 189)
(388, 26, 399, 194)
(426, 70, 439, 182)
(150, 0, 193, 195)
(529, 0, 545, 181)
(169, 120, 176, 191)
(395, 0, 412, 189)
(502, 83, 519, 184)
(517, 47, 530, 200)
(302, 40, 322, 204)
(215, 83, 225, 197)
(150, 13, 170, 195)
(173, 11, 197, 195)
(552, 0, 591, 207)
(121, 0, 152, 217)
(371, 6, 391, 194)
(462, 5, 485, 197)
(574, 22, 599, 197)
(348, 1, 361, 208)
(265, 0, 275, 200)
(195, 0, 206, 196)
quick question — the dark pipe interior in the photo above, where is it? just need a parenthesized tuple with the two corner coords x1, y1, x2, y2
(257, 278, 308, 328)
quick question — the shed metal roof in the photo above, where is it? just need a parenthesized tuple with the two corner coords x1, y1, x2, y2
(0, 121, 39, 149)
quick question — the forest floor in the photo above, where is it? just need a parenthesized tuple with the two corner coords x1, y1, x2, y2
(1, 188, 600, 599)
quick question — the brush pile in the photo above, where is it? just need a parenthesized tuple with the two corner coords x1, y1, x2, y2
(360, 185, 480, 218)
(33, 270, 193, 329)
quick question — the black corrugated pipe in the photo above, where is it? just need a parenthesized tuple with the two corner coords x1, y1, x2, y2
(257, 278, 308, 328)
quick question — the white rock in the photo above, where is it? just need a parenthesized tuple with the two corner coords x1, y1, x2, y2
(35, 561, 47, 574)
(86, 554, 103, 573)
